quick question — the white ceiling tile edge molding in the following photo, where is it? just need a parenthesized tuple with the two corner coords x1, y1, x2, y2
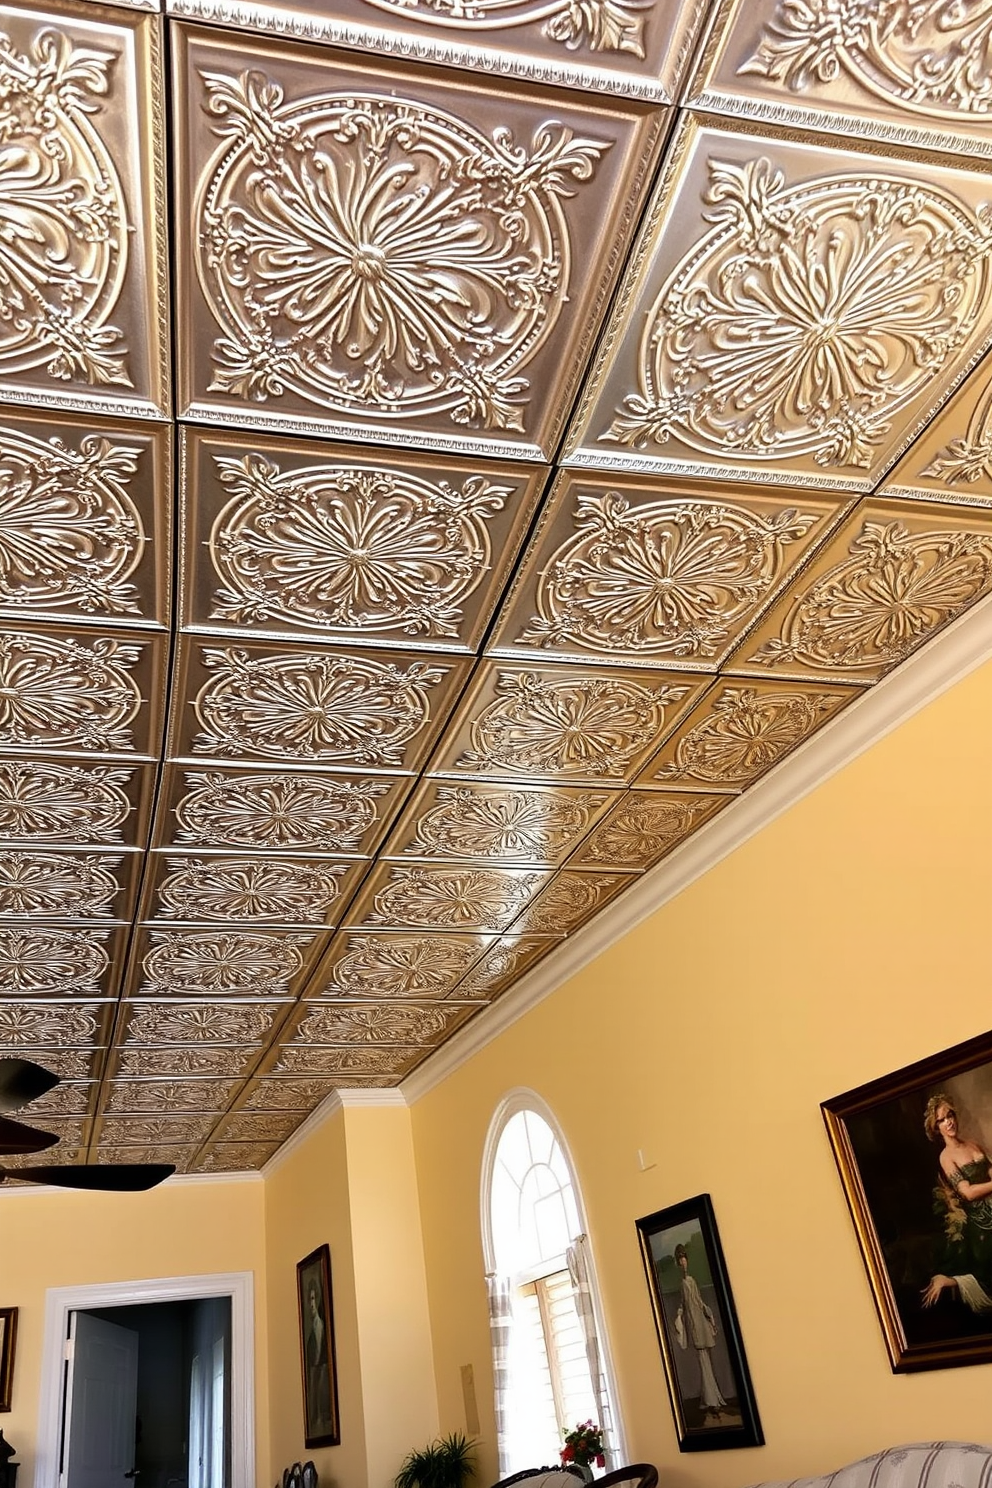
(261, 1087, 407, 1179)
(401, 590, 992, 1104)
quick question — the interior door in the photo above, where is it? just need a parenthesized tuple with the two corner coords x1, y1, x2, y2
(61, 1311, 139, 1488)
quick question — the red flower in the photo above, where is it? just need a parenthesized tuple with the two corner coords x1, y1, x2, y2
(561, 1447, 574, 1463)
(596, 1457, 605, 1468)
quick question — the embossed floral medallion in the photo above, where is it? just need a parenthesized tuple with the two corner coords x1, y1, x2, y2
(0, 632, 144, 752)
(0, 1005, 99, 1045)
(124, 1004, 277, 1044)
(510, 870, 632, 933)
(398, 783, 608, 861)
(324, 935, 481, 998)
(271, 1044, 417, 1075)
(172, 770, 389, 852)
(920, 379, 992, 494)
(0, 926, 109, 996)
(244, 1078, 339, 1111)
(140, 930, 313, 996)
(359, 865, 546, 930)
(293, 1003, 460, 1044)
(155, 857, 348, 924)
(116, 1047, 257, 1077)
(107, 1079, 239, 1113)
(0, 761, 135, 843)
(574, 790, 725, 867)
(0, 851, 121, 916)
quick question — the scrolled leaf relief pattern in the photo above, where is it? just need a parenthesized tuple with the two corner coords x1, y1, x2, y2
(514, 872, 618, 932)
(328, 936, 478, 998)
(355, 0, 649, 57)
(522, 491, 819, 656)
(99, 1115, 213, 1145)
(194, 647, 445, 764)
(244, 1079, 338, 1110)
(107, 1079, 239, 1113)
(581, 794, 706, 865)
(0, 926, 108, 996)
(210, 453, 510, 638)
(0, 1005, 98, 1045)
(408, 785, 603, 860)
(196, 1144, 276, 1172)
(658, 686, 842, 784)
(156, 858, 347, 923)
(0, 762, 133, 843)
(273, 1045, 414, 1075)
(366, 866, 545, 929)
(0, 851, 120, 916)
(140, 930, 312, 996)
(196, 73, 609, 430)
(607, 158, 992, 468)
(117, 1047, 256, 1077)
(0, 632, 142, 752)
(0, 24, 132, 389)
(0, 429, 144, 615)
(174, 771, 386, 852)
(295, 1003, 456, 1044)
(453, 940, 542, 998)
(924, 386, 992, 485)
(741, 0, 992, 116)
(125, 1004, 277, 1044)
(461, 670, 689, 778)
(752, 521, 992, 671)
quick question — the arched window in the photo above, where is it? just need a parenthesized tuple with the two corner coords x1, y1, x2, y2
(482, 1093, 623, 1474)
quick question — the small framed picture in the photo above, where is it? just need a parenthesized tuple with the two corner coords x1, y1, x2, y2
(0, 1308, 17, 1412)
(635, 1195, 763, 1452)
(823, 1028, 992, 1372)
(296, 1245, 340, 1447)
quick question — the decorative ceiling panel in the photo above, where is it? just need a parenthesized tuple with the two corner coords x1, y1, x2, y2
(564, 116, 992, 488)
(5, 0, 992, 1179)
(688, 0, 992, 159)
(171, 23, 666, 460)
(0, 1, 169, 417)
(488, 470, 853, 667)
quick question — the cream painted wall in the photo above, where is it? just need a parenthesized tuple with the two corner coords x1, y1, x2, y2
(0, 1175, 269, 1484)
(409, 657, 992, 1488)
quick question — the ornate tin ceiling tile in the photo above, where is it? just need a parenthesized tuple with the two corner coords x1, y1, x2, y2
(144, 854, 362, 928)
(129, 926, 319, 998)
(447, 935, 552, 999)
(432, 661, 707, 785)
(0, 758, 153, 848)
(105, 1078, 240, 1112)
(214, 1109, 305, 1143)
(0, 410, 170, 627)
(193, 1142, 277, 1172)
(4, 1141, 81, 1168)
(0, 925, 123, 997)
(158, 764, 405, 856)
(167, 0, 703, 103)
(0, 849, 135, 920)
(289, 1001, 470, 1046)
(0, 626, 166, 759)
(569, 788, 729, 869)
(733, 498, 992, 680)
(172, 24, 665, 460)
(490, 470, 851, 668)
(688, 0, 992, 159)
(884, 350, 992, 507)
(97, 1114, 215, 1144)
(243, 1077, 339, 1111)
(24, 1081, 95, 1116)
(115, 1045, 258, 1076)
(0, 1051, 95, 1081)
(0, 1003, 109, 1046)
(565, 117, 992, 489)
(121, 1001, 281, 1044)
(308, 932, 494, 1000)
(180, 428, 547, 653)
(508, 868, 639, 935)
(346, 863, 550, 933)
(269, 1044, 421, 1076)
(170, 638, 467, 770)
(0, 3, 168, 417)
(94, 1146, 195, 1172)
(638, 676, 855, 790)
(382, 780, 616, 866)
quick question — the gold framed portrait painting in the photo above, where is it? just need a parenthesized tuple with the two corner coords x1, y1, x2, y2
(296, 1245, 340, 1448)
(0, 1308, 16, 1412)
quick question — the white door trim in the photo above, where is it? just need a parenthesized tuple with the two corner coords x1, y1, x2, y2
(35, 1271, 255, 1488)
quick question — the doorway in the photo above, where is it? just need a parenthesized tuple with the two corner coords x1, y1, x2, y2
(35, 1274, 254, 1488)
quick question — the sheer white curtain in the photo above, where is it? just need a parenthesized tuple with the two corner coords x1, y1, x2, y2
(486, 1272, 514, 1474)
(567, 1236, 615, 1468)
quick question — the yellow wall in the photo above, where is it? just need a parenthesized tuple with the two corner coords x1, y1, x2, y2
(0, 1176, 269, 1484)
(410, 657, 992, 1488)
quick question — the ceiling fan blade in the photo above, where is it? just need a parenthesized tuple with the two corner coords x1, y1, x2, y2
(0, 1114, 59, 1155)
(0, 1163, 175, 1191)
(0, 1057, 60, 1112)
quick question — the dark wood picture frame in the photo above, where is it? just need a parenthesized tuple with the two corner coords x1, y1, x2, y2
(0, 1308, 16, 1412)
(823, 1028, 992, 1373)
(296, 1245, 340, 1447)
(635, 1194, 763, 1452)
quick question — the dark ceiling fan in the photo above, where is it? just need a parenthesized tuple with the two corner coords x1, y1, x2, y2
(0, 1058, 174, 1191)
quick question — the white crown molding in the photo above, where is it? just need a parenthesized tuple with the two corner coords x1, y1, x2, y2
(260, 1085, 407, 1178)
(401, 591, 992, 1103)
(336, 1087, 408, 1108)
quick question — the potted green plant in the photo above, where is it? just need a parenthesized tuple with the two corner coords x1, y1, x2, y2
(395, 1432, 477, 1488)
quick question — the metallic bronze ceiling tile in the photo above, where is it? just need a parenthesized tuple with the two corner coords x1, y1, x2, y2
(121, 1001, 283, 1044)
(213, 1109, 306, 1144)
(180, 427, 548, 654)
(126, 925, 322, 999)
(490, 470, 852, 668)
(93, 1145, 195, 1172)
(732, 498, 992, 681)
(345, 862, 551, 933)
(24, 1081, 96, 1117)
(96, 1113, 216, 1145)
(169, 636, 469, 771)
(104, 1078, 241, 1112)
(172, 23, 665, 460)
(114, 1045, 260, 1077)
(0, 849, 138, 921)
(0, 758, 155, 850)
(565, 116, 992, 489)
(431, 660, 708, 785)
(193, 1143, 278, 1172)
(267, 1044, 422, 1077)
(569, 788, 729, 869)
(0, 925, 128, 998)
(884, 350, 992, 508)
(447, 935, 553, 999)
(382, 779, 617, 866)
(0, 409, 171, 628)
(168, 0, 702, 103)
(637, 676, 856, 790)
(0, 1003, 110, 1047)
(0, 2, 169, 417)
(288, 1000, 472, 1047)
(243, 1077, 339, 1111)
(0, 625, 167, 760)
(302, 932, 496, 1001)
(141, 853, 365, 929)
(688, 0, 992, 160)
(507, 867, 639, 935)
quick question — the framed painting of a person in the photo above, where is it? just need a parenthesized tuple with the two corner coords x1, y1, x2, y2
(296, 1245, 340, 1447)
(824, 1027, 992, 1371)
(635, 1195, 763, 1452)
